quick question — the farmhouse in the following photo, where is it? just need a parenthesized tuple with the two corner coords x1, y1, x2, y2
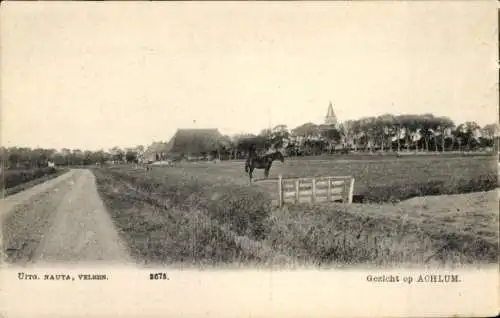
(144, 128, 230, 161)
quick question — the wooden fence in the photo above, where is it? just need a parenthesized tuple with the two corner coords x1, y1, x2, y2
(258, 175, 355, 208)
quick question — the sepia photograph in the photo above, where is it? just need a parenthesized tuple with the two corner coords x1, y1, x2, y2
(1, 1, 498, 317)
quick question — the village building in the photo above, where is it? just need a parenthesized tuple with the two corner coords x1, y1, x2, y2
(143, 128, 229, 161)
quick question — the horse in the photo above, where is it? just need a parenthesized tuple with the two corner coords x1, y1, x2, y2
(244, 150, 284, 182)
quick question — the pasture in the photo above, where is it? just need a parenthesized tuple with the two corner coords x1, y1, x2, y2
(147, 155, 498, 203)
(92, 155, 499, 268)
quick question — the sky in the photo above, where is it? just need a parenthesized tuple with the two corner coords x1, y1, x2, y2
(1, 1, 498, 151)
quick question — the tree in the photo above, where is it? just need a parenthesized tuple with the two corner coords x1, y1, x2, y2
(339, 120, 355, 150)
(259, 128, 272, 139)
(71, 149, 84, 165)
(452, 126, 463, 151)
(450, 122, 480, 151)
(374, 114, 395, 152)
(349, 120, 362, 151)
(125, 151, 138, 163)
(291, 122, 319, 138)
(8, 148, 20, 168)
(258, 128, 273, 152)
(399, 115, 420, 151)
(480, 123, 499, 150)
(393, 115, 405, 152)
(270, 124, 290, 151)
(109, 147, 124, 162)
(230, 133, 253, 159)
(435, 116, 455, 152)
(319, 125, 341, 153)
(135, 145, 145, 154)
(418, 114, 439, 152)
(481, 123, 498, 140)
(357, 117, 376, 152)
(233, 134, 268, 156)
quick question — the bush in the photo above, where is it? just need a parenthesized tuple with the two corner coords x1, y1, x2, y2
(2, 167, 58, 189)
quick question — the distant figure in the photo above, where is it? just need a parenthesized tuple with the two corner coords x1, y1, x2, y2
(244, 150, 284, 182)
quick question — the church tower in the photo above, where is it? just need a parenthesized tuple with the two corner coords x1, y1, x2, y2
(324, 101, 338, 127)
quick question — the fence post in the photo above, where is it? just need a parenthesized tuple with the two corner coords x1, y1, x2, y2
(348, 177, 355, 204)
(327, 176, 331, 202)
(295, 179, 300, 204)
(343, 178, 348, 203)
(311, 177, 316, 204)
(278, 175, 283, 208)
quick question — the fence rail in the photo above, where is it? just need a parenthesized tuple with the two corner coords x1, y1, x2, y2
(258, 175, 355, 208)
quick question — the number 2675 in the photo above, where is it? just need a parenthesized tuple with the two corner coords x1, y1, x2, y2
(150, 273, 169, 280)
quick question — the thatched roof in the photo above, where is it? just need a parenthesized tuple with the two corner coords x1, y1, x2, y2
(168, 129, 229, 155)
(145, 129, 230, 158)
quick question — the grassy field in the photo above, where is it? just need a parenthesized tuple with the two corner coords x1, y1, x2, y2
(151, 155, 498, 203)
(92, 155, 499, 268)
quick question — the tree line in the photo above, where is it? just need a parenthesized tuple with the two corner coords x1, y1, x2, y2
(1, 145, 145, 169)
(1, 113, 498, 169)
(227, 113, 499, 158)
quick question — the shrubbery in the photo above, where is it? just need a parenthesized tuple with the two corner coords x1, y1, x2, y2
(2, 167, 58, 189)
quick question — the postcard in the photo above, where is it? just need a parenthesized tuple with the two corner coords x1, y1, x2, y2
(1, 1, 498, 317)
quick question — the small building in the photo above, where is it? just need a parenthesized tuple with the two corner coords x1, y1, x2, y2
(143, 141, 169, 162)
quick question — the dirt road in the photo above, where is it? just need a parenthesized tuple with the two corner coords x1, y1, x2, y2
(1, 169, 133, 266)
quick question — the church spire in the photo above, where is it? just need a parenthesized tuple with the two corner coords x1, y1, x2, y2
(327, 101, 334, 117)
(324, 101, 338, 126)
